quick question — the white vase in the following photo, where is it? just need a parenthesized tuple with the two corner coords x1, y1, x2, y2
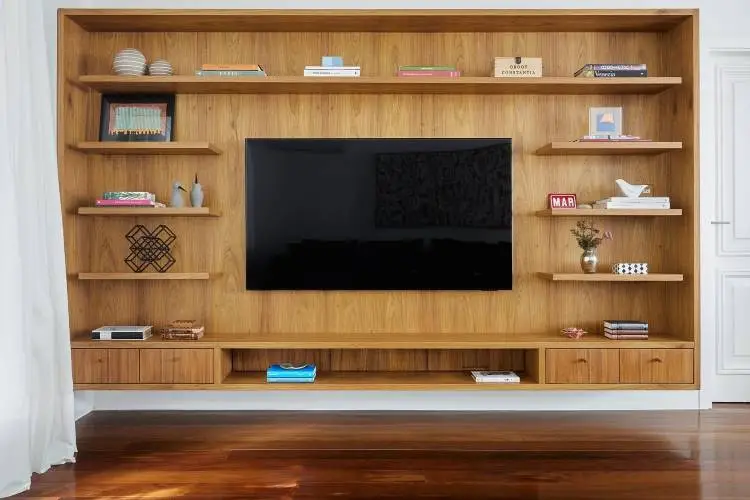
(148, 59, 173, 76)
(113, 48, 147, 76)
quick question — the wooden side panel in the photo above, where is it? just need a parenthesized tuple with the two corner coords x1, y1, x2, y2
(232, 349, 332, 371)
(619, 349, 694, 384)
(139, 349, 173, 384)
(173, 349, 214, 383)
(72, 349, 108, 384)
(107, 349, 140, 383)
(546, 349, 619, 384)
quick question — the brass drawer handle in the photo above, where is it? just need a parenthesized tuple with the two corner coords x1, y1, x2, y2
(651, 358, 663, 363)
(577, 358, 588, 363)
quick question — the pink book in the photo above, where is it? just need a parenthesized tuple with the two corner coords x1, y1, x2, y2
(397, 70, 461, 77)
(95, 199, 156, 206)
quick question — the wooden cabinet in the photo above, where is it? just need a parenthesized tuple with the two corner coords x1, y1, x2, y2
(619, 349, 694, 384)
(138, 349, 213, 384)
(546, 349, 620, 384)
(72, 349, 108, 384)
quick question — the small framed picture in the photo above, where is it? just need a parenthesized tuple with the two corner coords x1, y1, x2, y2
(99, 94, 175, 142)
(548, 193, 577, 209)
(589, 107, 622, 137)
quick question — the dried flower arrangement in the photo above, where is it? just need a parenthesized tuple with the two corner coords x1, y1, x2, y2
(570, 219, 613, 250)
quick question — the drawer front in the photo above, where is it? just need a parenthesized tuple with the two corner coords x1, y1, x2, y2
(72, 348, 108, 384)
(546, 349, 620, 384)
(620, 349, 694, 384)
(139, 349, 214, 384)
(107, 349, 140, 383)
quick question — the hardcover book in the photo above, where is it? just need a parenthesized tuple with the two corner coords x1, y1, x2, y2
(266, 363, 317, 378)
(91, 325, 153, 340)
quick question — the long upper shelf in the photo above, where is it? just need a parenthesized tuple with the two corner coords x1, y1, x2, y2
(72, 142, 221, 155)
(536, 141, 683, 155)
(65, 9, 692, 33)
(78, 272, 211, 280)
(78, 207, 219, 217)
(74, 76, 683, 96)
(539, 273, 684, 282)
(537, 209, 682, 216)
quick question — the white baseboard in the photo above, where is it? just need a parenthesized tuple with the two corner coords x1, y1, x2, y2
(85, 390, 702, 411)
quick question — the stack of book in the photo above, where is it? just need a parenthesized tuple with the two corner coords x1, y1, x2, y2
(470, 370, 520, 384)
(160, 320, 205, 340)
(603, 320, 648, 340)
(266, 363, 316, 383)
(593, 197, 670, 210)
(304, 56, 360, 77)
(195, 64, 266, 77)
(397, 65, 460, 77)
(91, 325, 153, 340)
(95, 191, 165, 207)
(575, 135, 649, 142)
(574, 63, 647, 78)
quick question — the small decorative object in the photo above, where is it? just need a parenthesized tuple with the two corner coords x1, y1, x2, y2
(612, 262, 649, 275)
(171, 181, 187, 208)
(561, 327, 587, 339)
(589, 107, 623, 137)
(113, 48, 147, 76)
(570, 219, 612, 274)
(99, 94, 175, 142)
(124, 224, 176, 273)
(615, 178, 651, 198)
(321, 56, 344, 67)
(494, 56, 543, 77)
(578, 203, 593, 209)
(160, 320, 205, 340)
(148, 59, 173, 76)
(548, 193, 577, 209)
(190, 174, 204, 207)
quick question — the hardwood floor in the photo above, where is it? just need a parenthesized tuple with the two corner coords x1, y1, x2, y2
(18, 406, 750, 499)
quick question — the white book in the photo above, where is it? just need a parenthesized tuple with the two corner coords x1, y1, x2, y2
(304, 65, 361, 70)
(91, 325, 153, 340)
(304, 69, 361, 77)
(471, 370, 521, 383)
(594, 203, 670, 209)
(599, 197, 670, 203)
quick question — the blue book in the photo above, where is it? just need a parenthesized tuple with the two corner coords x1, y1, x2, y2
(266, 363, 316, 378)
(267, 377, 316, 383)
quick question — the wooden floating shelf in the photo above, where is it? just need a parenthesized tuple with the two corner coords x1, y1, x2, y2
(78, 207, 219, 217)
(70, 332, 694, 349)
(221, 371, 536, 390)
(75, 76, 683, 95)
(538, 273, 684, 282)
(536, 141, 683, 155)
(537, 208, 682, 216)
(65, 10, 692, 33)
(71, 142, 221, 155)
(77, 272, 211, 280)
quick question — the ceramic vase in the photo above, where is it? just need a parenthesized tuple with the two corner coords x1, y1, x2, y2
(580, 248, 599, 274)
(113, 48, 147, 76)
(148, 59, 173, 76)
(190, 179, 204, 208)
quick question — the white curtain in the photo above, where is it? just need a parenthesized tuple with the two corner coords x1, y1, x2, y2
(0, 0, 77, 497)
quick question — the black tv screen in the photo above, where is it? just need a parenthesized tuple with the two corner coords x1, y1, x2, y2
(246, 139, 512, 290)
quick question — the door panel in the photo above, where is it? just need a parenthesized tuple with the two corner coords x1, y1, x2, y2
(72, 349, 108, 384)
(546, 349, 619, 384)
(620, 349, 693, 384)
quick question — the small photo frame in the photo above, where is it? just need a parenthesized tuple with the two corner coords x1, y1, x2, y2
(589, 107, 622, 137)
(99, 94, 175, 142)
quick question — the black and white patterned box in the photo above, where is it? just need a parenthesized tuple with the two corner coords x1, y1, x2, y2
(612, 262, 648, 275)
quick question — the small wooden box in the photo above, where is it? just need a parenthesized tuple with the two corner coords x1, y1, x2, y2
(494, 57, 543, 77)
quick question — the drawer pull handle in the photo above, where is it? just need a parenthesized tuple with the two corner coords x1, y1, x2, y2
(577, 358, 588, 364)
(651, 358, 663, 363)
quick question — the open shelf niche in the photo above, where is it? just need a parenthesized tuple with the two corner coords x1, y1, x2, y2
(58, 8, 699, 392)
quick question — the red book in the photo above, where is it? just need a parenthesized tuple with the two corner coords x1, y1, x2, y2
(397, 70, 461, 77)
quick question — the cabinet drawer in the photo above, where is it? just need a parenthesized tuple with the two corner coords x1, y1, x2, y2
(72, 348, 140, 384)
(619, 349, 694, 384)
(139, 349, 214, 384)
(546, 349, 619, 384)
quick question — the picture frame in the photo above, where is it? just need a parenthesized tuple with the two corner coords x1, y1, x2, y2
(588, 107, 622, 137)
(548, 193, 577, 209)
(99, 94, 175, 142)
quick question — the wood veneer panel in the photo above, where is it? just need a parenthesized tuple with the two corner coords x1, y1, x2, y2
(538, 273, 684, 282)
(107, 349, 139, 383)
(77, 207, 218, 217)
(65, 9, 691, 33)
(536, 209, 682, 217)
(75, 76, 682, 95)
(78, 273, 210, 280)
(619, 349, 693, 384)
(71, 349, 108, 384)
(71, 142, 221, 155)
(546, 349, 620, 384)
(173, 349, 214, 384)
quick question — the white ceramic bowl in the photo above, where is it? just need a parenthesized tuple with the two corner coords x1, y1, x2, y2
(113, 48, 147, 76)
(148, 59, 173, 76)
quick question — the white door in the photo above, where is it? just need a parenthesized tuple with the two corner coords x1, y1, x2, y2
(705, 48, 750, 402)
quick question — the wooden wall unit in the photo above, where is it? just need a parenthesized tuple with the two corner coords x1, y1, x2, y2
(58, 9, 699, 391)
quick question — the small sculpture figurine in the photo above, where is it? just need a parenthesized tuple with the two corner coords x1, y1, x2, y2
(561, 327, 586, 339)
(190, 173, 204, 208)
(170, 181, 187, 207)
(615, 178, 650, 198)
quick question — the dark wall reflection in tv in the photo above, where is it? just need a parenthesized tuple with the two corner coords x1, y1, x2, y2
(245, 139, 512, 290)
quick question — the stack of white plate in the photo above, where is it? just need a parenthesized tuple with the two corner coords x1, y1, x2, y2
(113, 48, 147, 76)
(148, 59, 173, 76)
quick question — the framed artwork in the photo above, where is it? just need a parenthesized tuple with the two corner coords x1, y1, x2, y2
(588, 107, 622, 137)
(99, 94, 175, 142)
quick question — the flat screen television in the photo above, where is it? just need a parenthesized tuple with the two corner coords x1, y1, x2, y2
(245, 138, 512, 290)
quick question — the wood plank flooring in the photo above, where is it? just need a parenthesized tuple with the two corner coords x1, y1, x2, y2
(17, 406, 750, 499)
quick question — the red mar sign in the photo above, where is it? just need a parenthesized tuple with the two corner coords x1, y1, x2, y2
(548, 193, 577, 209)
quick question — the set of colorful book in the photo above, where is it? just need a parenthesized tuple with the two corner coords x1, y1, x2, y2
(604, 320, 648, 340)
(267, 363, 317, 383)
(95, 191, 164, 207)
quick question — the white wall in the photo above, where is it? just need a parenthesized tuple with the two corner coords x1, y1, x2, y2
(43, 0, 750, 411)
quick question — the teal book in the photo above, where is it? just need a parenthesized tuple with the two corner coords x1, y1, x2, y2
(266, 363, 316, 378)
(266, 377, 316, 383)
